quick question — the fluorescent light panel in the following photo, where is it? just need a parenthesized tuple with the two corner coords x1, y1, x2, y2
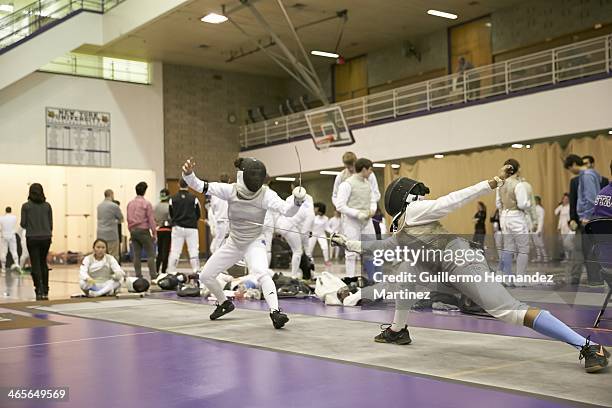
(311, 50, 339, 59)
(511, 143, 524, 149)
(427, 9, 457, 20)
(391, 164, 400, 169)
(276, 177, 295, 182)
(372, 163, 386, 168)
(0, 4, 14, 12)
(201, 12, 227, 24)
(320, 170, 341, 176)
(434, 154, 444, 159)
(608, 130, 612, 134)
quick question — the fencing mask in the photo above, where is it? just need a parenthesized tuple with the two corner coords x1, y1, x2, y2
(126, 277, 150, 293)
(235, 157, 267, 193)
(384, 177, 430, 230)
(157, 274, 180, 290)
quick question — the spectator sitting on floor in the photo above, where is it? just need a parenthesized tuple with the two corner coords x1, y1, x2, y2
(79, 239, 126, 297)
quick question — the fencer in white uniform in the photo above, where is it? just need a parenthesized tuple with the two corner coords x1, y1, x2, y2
(182, 157, 307, 329)
(209, 175, 230, 253)
(495, 159, 534, 282)
(307, 202, 331, 267)
(0, 208, 19, 272)
(263, 210, 278, 266)
(532, 196, 548, 262)
(79, 239, 126, 297)
(327, 211, 342, 259)
(276, 193, 314, 277)
(334, 158, 377, 277)
(330, 166, 610, 374)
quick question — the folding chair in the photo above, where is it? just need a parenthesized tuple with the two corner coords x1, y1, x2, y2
(584, 218, 612, 328)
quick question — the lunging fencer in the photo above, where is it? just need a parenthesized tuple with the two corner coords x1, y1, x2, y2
(182, 157, 307, 329)
(334, 158, 378, 277)
(331, 164, 609, 373)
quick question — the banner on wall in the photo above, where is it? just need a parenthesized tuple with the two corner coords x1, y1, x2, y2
(45, 107, 111, 167)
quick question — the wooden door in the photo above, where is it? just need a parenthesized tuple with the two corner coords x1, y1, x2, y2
(449, 16, 492, 73)
(334, 55, 368, 101)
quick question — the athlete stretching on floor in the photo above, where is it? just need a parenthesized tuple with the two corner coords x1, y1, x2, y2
(331, 165, 609, 373)
(182, 157, 307, 329)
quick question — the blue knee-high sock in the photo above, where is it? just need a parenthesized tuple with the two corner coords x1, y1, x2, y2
(532, 310, 589, 349)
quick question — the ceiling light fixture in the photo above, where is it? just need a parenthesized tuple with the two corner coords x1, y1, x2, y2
(311, 50, 339, 59)
(372, 163, 386, 168)
(276, 177, 296, 182)
(427, 9, 458, 20)
(201, 12, 228, 24)
(608, 130, 612, 135)
(434, 154, 444, 159)
(391, 164, 400, 169)
(320, 170, 341, 176)
(0, 4, 14, 12)
(511, 143, 524, 149)
(526, 145, 532, 149)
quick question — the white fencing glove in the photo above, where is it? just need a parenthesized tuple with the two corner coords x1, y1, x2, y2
(357, 211, 370, 221)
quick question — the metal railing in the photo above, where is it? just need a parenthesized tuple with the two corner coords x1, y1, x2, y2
(0, 0, 127, 51)
(39, 52, 151, 84)
(240, 34, 612, 149)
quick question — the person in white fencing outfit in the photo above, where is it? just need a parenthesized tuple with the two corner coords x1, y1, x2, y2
(182, 157, 307, 329)
(334, 158, 377, 277)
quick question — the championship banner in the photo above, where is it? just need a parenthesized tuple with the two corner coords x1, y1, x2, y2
(46, 107, 111, 167)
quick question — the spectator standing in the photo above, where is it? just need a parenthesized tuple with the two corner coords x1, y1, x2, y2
(167, 179, 201, 274)
(127, 182, 157, 280)
(20, 183, 53, 300)
(583, 155, 609, 189)
(473, 201, 487, 248)
(96, 189, 124, 261)
(154, 189, 172, 276)
(594, 160, 612, 218)
(564, 154, 603, 285)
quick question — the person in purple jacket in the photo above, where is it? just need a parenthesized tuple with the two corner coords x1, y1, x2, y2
(594, 160, 612, 219)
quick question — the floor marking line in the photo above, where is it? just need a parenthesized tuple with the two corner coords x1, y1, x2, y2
(0, 331, 158, 350)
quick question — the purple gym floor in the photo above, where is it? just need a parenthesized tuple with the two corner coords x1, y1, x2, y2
(0, 308, 592, 408)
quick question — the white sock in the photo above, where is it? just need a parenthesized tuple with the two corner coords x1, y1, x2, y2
(391, 309, 409, 332)
(90, 280, 118, 297)
(260, 276, 279, 311)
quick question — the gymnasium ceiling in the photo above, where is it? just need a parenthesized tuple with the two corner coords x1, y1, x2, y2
(75, 0, 522, 76)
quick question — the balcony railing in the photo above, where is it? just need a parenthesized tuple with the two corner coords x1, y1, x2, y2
(0, 0, 127, 51)
(240, 34, 612, 149)
(39, 52, 151, 84)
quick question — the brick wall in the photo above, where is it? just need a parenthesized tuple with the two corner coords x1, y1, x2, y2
(163, 64, 288, 181)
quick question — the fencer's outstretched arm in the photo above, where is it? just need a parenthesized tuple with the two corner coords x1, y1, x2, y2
(263, 189, 301, 217)
(182, 171, 233, 201)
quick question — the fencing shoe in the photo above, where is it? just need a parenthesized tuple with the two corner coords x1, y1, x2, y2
(579, 338, 609, 373)
(374, 324, 412, 345)
(210, 300, 235, 320)
(270, 309, 289, 329)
